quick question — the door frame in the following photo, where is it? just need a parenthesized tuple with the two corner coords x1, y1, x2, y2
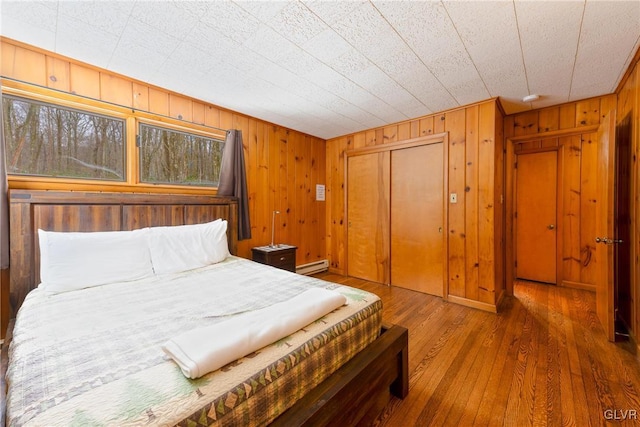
(505, 125, 599, 295)
(596, 111, 617, 341)
(514, 148, 561, 285)
(344, 133, 449, 299)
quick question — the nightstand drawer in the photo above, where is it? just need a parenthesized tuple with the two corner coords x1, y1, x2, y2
(252, 245, 297, 272)
(267, 250, 295, 269)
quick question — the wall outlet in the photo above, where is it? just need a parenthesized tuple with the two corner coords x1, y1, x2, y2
(450, 193, 458, 203)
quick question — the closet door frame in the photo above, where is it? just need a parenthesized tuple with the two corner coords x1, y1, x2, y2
(344, 133, 450, 299)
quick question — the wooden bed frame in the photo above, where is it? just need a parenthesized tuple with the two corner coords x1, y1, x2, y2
(1, 189, 408, 426)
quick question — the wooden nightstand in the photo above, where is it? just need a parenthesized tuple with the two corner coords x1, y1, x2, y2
(252, 245, 297, 272)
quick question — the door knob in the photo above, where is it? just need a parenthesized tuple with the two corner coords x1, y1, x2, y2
(547, 224, 555, 230)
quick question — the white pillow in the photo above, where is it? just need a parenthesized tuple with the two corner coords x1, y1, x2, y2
(38, 228, 155, 293)
(147, 219, 230, 275)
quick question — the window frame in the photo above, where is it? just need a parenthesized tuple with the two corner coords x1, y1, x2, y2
(2, 83, 227, 195)
(3, 93, 128, 182)
(137, 119, 225, 188)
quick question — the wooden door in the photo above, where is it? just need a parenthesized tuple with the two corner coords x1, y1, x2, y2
(595, 111, 616, 341)
(347, 152, 390, 284)
(391, 143, 444, 296)
(614, 113, 632, 330)
(515, 150, 557, 284)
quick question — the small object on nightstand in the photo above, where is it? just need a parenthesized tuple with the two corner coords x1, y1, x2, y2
(252, 244, 297, 272)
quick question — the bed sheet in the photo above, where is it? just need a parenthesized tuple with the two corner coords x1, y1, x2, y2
(7, 256, 382, 426)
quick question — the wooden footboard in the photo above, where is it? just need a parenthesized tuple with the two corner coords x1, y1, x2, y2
(271, 323, 409, 426)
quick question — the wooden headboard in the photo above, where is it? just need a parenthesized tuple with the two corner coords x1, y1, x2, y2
(7, 189, 238, 324)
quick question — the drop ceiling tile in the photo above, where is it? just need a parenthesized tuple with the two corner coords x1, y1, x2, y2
(332, 2, 400, 59)
(187, 23, 241, 58)
(1, 1, 57, 31)
(279, 48, 326, 76)
(571, 0, 640, 99)
(159, 44, 217, 81)
(130, 1, 201, 41)
(199, 2, 261, 45)
(234, 1, 289, 22)
(259, 73, 335, 109)
(258, 63, 304, 94)
(447, 78, 494, 106)
(304, 63, 349, 92)
(326, 48, 372, 78)
(324, 78, 402, 122)
(374, 1, 487, 105)
(516, 0, 584, 103)
(118, 18, 181, 59)
(301, 0, 367, 25)
(0, 1, 57, 51)
(370, 48, 449, 113)
(301, 29, 352, 63)
(242, 24, 299, 62)
(329, 114, 364, 131)
(269, 1, 327, 45)
(444, 0, 528, 102)
(171, 1, 212, 20)
(322, 98, 381, 126)
(58, 1, 134, 37)
(107, 39, 170, 81)
(349, 65, 415, 113)
(55, 15, 120, 68)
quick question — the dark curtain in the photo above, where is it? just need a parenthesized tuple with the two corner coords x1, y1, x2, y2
(0, 94, 8, 271)
(218, 130, 251, 240)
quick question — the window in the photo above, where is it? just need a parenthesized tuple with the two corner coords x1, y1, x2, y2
(2, 95, 125, 181)
(139, 123, 224, 187)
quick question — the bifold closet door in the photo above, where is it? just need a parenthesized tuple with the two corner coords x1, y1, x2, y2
(391, 143, 444, 296)
(347, 152, 390, 284)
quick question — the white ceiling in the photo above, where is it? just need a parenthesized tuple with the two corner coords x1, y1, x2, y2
(1, 1, 639, 140)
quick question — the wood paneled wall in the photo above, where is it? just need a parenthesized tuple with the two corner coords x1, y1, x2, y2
(327, 99, 505, 311)
(504, 94, 618, 293)
(616, 51, 640, 349)
(504, 95, 618, 137)
(0, 38, 326, 265)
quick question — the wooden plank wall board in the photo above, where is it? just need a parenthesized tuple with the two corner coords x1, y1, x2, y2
(483, 102, 502, 306)
(0, 38, 326, 266)
(561, 134, 582, 283)
(326, 99, 504, 311)
(579, 132, 598, 286)
(465, 106, 480, 302)
(447, 109, 467, 298)
(326, 135, 349, 271)
(616, 56, 639, 352)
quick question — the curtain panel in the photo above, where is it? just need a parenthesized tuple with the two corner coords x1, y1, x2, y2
(0, 93, 9, 270)
(218, 130, 251, 240)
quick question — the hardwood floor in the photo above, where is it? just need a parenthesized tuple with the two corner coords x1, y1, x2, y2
(316, 273, 640, 426)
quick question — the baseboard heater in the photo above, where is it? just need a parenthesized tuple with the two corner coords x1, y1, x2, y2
(296, 259, 329, 276)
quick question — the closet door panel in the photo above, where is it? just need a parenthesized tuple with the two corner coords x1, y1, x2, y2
(347, 152, 390, 284)
(391, 143, 444, 296)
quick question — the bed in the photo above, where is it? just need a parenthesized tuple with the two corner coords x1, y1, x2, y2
(2, 190, 408, 426)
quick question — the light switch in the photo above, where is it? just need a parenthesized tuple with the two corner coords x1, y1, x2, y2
(450, 193, 458, 203)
